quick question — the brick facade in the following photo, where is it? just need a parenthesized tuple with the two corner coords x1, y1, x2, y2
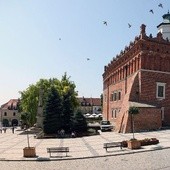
(103, 14, 170, 133)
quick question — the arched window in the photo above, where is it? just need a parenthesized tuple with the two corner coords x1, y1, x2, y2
(4, 112, 7, 116)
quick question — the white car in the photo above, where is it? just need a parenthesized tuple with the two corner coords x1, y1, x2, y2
(100, 120, 113, 132)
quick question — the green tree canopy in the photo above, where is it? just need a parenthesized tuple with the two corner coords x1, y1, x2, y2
(43, 86, 63, 134)
(128, 106, 139, 139)
(19, 73, 79, 127)
(73, 110, 87, 133)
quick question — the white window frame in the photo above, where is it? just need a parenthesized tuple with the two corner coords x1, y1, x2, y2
(156, 82, 166, 99)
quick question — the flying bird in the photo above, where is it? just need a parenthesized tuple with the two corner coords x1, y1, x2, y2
(128, 23, 132, 28)
(158, 3, 163, 8)
(59, 38, 61, 40)
(103, 21, 107, 26)
(149, 9, 154, 14)
(87, 58, 90, 61)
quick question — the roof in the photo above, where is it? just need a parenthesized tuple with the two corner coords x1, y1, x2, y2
(157, 12, 170, 27)
(77, 97, 101, 106)
(1, 99, 19, 110)
(129, 101, 157, 108)
(162, 11, 170, 20)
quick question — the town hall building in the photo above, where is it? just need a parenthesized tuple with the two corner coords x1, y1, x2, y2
(103, 12, 170, 133)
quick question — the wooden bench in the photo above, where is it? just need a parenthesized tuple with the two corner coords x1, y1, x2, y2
(103, 142, 122, 152)
(47, 147, 69, 157)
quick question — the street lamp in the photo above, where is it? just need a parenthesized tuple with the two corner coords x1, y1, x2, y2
(0, 107, 2, 128)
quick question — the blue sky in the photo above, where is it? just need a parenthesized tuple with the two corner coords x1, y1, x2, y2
(0, 0, 169, 105)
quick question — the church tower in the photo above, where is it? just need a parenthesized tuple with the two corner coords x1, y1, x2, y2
(157, 11, 170, 40)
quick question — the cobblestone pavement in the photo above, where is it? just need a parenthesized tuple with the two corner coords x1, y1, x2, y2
(0, 127, 170, 162)
(0, 149, 170, 170)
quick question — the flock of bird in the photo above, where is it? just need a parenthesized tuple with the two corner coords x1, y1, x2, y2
(90, 3, 164, 61)
(59, 2, 164, 62)
(103, 3, 164, 29)
(150, 3, 163, 14)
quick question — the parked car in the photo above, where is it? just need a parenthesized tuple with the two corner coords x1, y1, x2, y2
(100, 120, 113, 132)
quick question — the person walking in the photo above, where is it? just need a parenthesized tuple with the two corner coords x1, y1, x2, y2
(3, 127, 6, 133)
(12, 126, 14, 134)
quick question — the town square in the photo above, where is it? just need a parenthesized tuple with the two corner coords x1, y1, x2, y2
(1, 0, 170, 169)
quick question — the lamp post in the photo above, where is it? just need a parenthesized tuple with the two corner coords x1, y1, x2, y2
(0, 107, 2, 128)
(23, 127, 36, 157)
(26, 128, 30, 148)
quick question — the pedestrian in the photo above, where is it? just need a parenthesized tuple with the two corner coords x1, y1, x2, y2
(60, 129, 65, 138)
(71, 131, 76, 138)
(3, 127, 6, 133)
(12, 126, 14, 134)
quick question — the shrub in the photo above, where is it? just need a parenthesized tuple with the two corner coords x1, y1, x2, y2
(121, 138, 159, 147)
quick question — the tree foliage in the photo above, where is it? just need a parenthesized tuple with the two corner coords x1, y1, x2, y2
(19, 73, 80, 132)
(128, 106, 139, 115)
(128, 106, 139, 139)
(60, 73, 79, 132)
(73, 110, 87, 133)
(43, 86, 62, 134)
(20, 112, 30, 128)
(19, 84, 39, 125)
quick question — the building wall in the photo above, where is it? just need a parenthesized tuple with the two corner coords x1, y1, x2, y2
(158, 25, 170, 40)
(1, 109, 20, 126)
(0, 99, 20, 127)
(77, 97, 102, 115)
(131, 108, 161, 132)
(140, 70, 170, 103)
(103, 23, 170, 133)
(139, 70, 170, 126)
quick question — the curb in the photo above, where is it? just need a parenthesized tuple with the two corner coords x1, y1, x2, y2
(1, 146, 170, 162)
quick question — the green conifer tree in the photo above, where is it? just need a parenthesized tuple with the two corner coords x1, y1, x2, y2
(43, 86, 62, 134)
(73, 110, 87, 133)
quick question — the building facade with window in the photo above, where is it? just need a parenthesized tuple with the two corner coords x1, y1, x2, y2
(0, 99, 20, 127)
(77, 97, 102, 115)
(103, 12, 170, 133)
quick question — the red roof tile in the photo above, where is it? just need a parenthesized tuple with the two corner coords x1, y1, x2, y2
(77, 97, 101, 106)
(1, 99, 19, 110)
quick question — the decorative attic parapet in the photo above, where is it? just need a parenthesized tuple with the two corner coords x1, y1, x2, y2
(140, 24, 146, 39)
(157, 32, 163, 41)
(103, 23, 170, 80)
